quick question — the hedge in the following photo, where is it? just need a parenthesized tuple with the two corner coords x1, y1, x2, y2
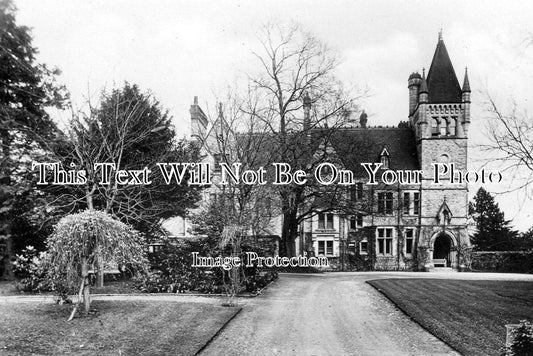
(471, 251, 533, 274)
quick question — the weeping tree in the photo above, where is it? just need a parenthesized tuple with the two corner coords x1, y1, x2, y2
(46, 210, 147, 319)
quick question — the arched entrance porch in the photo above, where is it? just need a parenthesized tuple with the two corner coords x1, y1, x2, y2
(430, 231, 457, 268)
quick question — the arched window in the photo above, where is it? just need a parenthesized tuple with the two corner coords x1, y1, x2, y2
(431, 118, 440, 136)
(449, 117, 457, 136)
(440, 117, 448, 136)
(379, 148, 390, 168)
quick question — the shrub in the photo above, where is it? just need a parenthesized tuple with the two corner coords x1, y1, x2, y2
(134, 238, 278, 294)
(13, 246, 53, 292)
(471, 251, 533, 273)
(507, 320, 533, 356)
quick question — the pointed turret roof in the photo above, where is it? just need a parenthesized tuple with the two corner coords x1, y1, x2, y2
(426, 34, 462, 103)
(462, 67, 471, 92)
(419, 68, 428, 93)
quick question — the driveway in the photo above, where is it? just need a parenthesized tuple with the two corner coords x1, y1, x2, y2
(200, 271, 533, 356)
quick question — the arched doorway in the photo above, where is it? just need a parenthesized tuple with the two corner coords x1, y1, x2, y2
(433, 233, 452, 267)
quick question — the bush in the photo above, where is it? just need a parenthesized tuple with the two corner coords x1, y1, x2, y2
(13, 246, 70, 298)
(13, 246, 53, 292)
(471, 251, 533, 273)
(507, 320, 533, 356)
(133, 238, 278, 294)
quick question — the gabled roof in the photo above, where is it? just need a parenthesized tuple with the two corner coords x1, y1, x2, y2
(207, 125, 419, 180)
(426, 37, 462, 104)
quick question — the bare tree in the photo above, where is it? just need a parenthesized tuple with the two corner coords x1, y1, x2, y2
(191, 93, 281, 303)
(241, 23, 363, 256)
(481, 94, 533, 194)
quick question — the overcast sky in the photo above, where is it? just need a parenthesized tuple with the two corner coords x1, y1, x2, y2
(15, 0, 533, 230)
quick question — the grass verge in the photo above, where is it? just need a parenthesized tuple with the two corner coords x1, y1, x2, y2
(368, 278, 533, 356)
(0, 300, 240, 355)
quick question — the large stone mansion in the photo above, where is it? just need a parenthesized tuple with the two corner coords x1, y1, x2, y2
(168, 34, 472, 271)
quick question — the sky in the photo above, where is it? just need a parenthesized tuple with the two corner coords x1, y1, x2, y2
(14, 0, 533, 230)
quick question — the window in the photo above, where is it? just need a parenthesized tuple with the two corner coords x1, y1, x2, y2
(438, 154, 449, 163)
(378, 192, 394, 214)
(403, 192, 410, 215)
(432, 118, 440, 136)
(413, 192, 420, 215)
(378, 193, 384, 213)
(326, 241, 333, 255)
(350, 214, 363, 229)
(318, 241, 325, 255)
(356, 182, 363, 199)
(379, 148, 390, 169)
(440, 118, 448, 136)
(448, 117, 457, 136)
(318, 213, 325, 229)
(317, 240, 334, 256)
(377, 228, 394, 255)
(405, 229, 414, 255)
(403, 192, 420, 215)
(148, 244, 163, 253)
(356, 213, 363, 227)
(350, 183, 364, 201)
(350, 187, 356, 201)
(318, 213, 334, 229)
(359, 240, 368, 254)
(380, 155, 389, 169)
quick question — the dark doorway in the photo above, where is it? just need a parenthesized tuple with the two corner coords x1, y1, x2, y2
(433, 233, 452, 267)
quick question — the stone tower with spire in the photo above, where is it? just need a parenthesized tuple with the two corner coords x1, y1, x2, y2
(408, 32, 472, 269)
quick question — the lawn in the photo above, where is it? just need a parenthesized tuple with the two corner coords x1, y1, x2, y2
(368, 279, 533, 356)
(0, 280, 140, 296)
(0, 300, 240, 355)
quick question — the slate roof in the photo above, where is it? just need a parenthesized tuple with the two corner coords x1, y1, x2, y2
(327, 127, 419, 177)
(426, 38, 462, 104)
(226, 126, 419, 180)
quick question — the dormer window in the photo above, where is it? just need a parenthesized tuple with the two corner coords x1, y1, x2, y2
(380, 148, 390, 169)
(380, 156, 389, 168)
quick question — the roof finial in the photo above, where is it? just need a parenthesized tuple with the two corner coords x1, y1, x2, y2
(438, 28, 443, 41)
(462, 66, 471, 93)
(419, 67, 428, 96)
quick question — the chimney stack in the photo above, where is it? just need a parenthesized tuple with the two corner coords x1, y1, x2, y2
(303, 93, 311, 131)
(359, 110, 368, 128)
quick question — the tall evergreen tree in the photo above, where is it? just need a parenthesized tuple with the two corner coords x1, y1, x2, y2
(470, 187, 517, 251)
(0, 0, 67, 279)
(49, 83, 201, 236)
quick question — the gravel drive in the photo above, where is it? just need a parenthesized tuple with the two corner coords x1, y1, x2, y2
(199, 272, 467, 356)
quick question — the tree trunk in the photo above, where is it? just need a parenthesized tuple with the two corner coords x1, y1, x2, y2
(1, 228, 14, 280)
(0, 129, 14, 280)
(281, 209, 298, 257)
(86, 193, 104, 288)
(96, 258, 104, 288)
(81, 257, 91, 313)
